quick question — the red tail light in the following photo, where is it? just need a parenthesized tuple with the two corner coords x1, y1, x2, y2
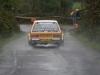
(53, 34, 61, 37)
(31, 34, 39, 38)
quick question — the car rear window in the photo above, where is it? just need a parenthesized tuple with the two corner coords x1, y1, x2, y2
(32, 22, 59, 32)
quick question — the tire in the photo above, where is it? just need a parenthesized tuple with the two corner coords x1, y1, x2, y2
(61, 40, 64, 46)
(28, 39, 32, 46)
(55, 42, 61, 47)
(28, 40, 37, 47)
(61, 37, 64, 46)
(56, 40, 64, 47)
(32, 43, 37, 47)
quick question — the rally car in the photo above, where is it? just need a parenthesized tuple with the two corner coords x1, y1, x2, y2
(28, 20, 64, 46)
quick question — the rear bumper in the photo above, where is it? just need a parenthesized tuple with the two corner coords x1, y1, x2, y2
(29, 38, 63, 44)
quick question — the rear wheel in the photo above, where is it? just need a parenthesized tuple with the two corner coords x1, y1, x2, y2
(28, 39, 32, 46)
(61, 40, 64, 46)
(32, 43, 37, 47)
(61, 37, 64, 46)
(28, 40, 37, 47)
(56, 40, 64, 47)
(55, 42, 60, 47)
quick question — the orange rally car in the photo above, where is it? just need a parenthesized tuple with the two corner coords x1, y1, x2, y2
(28, 20, 64, 46)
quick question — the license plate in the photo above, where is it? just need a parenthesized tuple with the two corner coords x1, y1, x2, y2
(41, 39, 51, 41)
(39, 35, 52, 37)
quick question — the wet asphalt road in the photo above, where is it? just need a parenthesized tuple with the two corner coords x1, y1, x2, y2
(0, 24, 100, 75)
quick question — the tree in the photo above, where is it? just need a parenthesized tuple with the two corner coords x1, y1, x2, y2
(0, 0, 20, 38)
(76, 0, 100, 41)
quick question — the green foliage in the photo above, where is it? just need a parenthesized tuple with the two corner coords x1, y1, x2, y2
(0, 0, 20, 38)
(95, 26, 100, 42)
(0, 0, 20, 12)
(40, 0, 58, 13)
(71, 29, 100, 50)
(17, 0, 73, 16)
(75, 0, 100, 42)
(73, 2, 81, 9)
(17, 5, 31, 14)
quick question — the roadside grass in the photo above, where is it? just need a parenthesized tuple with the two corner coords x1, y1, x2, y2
(70, 29, 100, 51)
(0, 31, 25, 48)
(72, 2, 81, 9)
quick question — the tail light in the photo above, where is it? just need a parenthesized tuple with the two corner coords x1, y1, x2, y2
(31, 34, 39, 38)
(53, 34, 61, 37)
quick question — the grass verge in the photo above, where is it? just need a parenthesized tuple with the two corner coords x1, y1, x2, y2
(70, 29, 100, 51)
(0, 31, 25, 48)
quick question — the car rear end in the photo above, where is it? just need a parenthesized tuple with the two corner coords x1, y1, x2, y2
(28, 20, 63, 45)
(30, 32, 62, 44)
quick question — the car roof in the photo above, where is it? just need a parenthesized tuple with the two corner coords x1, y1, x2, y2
(34, 20, 58, 23)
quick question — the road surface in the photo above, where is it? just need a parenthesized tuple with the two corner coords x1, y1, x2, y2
(0, 24, 100, 75)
